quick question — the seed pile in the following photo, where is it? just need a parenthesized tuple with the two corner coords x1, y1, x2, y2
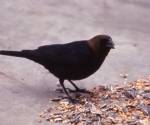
(39, 76, 150, 125)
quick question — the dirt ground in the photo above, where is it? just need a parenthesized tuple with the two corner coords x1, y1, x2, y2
(0, 0, 150, 125)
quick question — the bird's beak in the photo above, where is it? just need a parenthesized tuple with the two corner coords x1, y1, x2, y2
(106, 41, 115, 49)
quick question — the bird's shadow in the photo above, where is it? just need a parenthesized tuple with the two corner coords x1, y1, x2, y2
(0, 71, 65, 102)
(0, 71, 92, 104)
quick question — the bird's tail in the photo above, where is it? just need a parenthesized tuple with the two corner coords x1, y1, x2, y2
(0, 50, 32, 58)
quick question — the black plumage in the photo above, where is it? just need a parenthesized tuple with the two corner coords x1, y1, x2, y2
(0, 35, 115, 100)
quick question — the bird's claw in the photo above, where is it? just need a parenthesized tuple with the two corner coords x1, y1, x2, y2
(66, 88, 90, 93)
(66, 88, 76, 93)
(68, 98, 79, 104)
(77, 88, 90, 93)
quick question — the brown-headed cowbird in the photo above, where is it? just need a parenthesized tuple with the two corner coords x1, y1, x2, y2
(0, 35, 114, 100)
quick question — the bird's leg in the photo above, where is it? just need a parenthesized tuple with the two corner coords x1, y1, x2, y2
(68, 80, 90, 93)
(59, 79, 77, 103)
(59, 79, 71, 98)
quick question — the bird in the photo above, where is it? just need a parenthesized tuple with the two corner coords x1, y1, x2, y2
(0, 35, 115, 101)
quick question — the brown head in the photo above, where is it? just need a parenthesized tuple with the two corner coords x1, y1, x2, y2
(88, 35, 115, 57)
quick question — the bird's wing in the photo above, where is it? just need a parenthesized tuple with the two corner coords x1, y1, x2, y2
(34, 41, 98, 79)
(36, 41, 93, 67)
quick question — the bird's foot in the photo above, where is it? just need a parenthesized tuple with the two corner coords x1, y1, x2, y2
(55, 88, 64, 93)
(67, 88, 90, 93)
(68, 97, 79, 104)
(76, 88, 91, 93)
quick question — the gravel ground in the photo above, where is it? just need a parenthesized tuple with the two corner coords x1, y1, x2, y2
(0, 0, 150, 125)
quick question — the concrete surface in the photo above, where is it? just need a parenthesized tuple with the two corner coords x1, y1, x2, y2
(0, 0, 150, 125)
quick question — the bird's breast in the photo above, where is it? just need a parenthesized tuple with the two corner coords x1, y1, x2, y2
(49, 59, 101, 80)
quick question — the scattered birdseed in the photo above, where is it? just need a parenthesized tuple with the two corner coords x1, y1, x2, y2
(39, 75, 150, 125)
